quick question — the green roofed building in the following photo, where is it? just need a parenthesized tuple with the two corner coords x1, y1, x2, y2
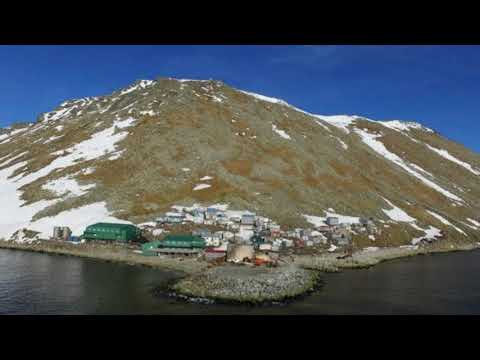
(82, 223, 140, 243)
(141, 234, 206, 256)
(160, 234, 206, 249)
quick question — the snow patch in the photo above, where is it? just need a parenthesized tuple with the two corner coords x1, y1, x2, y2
(272, 124, 291, 140)
(314, 115, 356, 134)
(381, 197, 416, 222)
(28, 201, 131, 238)
(412, 226, 442, 245)
(467, 218, 480, 227)
(426, 210, 466, 235)
(382, 120, 434, 133)
(355, 128, 464, 203)
(193, 184, 211, 191)
(425, 144, 480, 175)
(42, 177, 96, 198)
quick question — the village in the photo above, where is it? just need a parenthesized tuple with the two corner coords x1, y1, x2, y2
(45, 205, 385, 267)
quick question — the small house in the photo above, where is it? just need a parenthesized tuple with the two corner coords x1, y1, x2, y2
(204, 208, 218, 220)
(330, 230, 351, 246)
(164, 212, 185, 224)
(318, 225, 333, 233)
(326, 217, 339, 226)
(241, 214, 256, 226)
(360, 217, 375, 226)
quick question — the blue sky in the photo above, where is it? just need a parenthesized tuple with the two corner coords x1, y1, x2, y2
(0, 45, 479, 152)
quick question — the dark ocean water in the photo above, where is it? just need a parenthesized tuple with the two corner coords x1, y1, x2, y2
(1, 248, 480, 315)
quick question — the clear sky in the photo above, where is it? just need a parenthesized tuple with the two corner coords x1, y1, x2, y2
(0, 45, 479, 152)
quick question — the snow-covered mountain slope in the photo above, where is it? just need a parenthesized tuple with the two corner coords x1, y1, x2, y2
(0, 77, 479, 245)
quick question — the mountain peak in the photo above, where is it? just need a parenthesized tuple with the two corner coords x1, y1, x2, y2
(1, 76, 479, 244)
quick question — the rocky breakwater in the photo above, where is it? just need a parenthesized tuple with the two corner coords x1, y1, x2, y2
(171, 264, 320, 304)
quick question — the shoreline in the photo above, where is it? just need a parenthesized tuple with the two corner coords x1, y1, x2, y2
(0, 240, 207, 275)
(1, 239, 479, 305)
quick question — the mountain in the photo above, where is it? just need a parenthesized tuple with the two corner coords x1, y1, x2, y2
(1, 77, 479, 246)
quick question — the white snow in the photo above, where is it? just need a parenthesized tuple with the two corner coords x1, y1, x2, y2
(426, 210, 466, 235)
(329, 135, 348, 149)
(467, 218, 480, 227)
(381, 197, 416, 222)
(239, 90, 291, 107)
(81, 167, 96, 175)
(0, 151, 29, 167)
(9, 229, 40, 244)
(43, 135, 64, 144)
(181, 168, 190, 172)
(208, 95, 224, 103)
(119, 80, 154, 96)
(409, 222, 425, 232)
(409, 163, 434, 177)
(0, 133, 9, 142)
(17, 117, 136, 188)
(138, 222, 156, 228)
(177, 79, 210, 83)
(354, 128, 464, 203)
(314, 115, 356, 134)
(200, 176, 213, 181)
(0, 161, 56, 239)
(193, 183, 211, 191)
(139, 110, 157, 116)
(368, 235, 376, 241)
(381, 120, 434, 133)
(42, 177, 95, 198)
(363, 246, 379, 252)
(425, 144, 480, 175)
(412, 226, 442, 245)
(314, 120, 331, 132)
(272, 124, 291, 140)
(28, 201, 131, 238)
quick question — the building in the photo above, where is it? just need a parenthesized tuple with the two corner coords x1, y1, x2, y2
(317, 225, 332, 233)
(326, 217, 339, 226)
(250, 234, 265, 248)
(164, 212, 185, 224)
(329, 230, 351, 246)
(205, 207, 219, 220)
(360, 217, 375, 226)
(241, 214, 256, 226)
(142, 234, 206, 255)
(204, 245, 227, 261)
(53, 226, 72, 241)
(82, 223, 140, 243)
(192, 228, 212, 238)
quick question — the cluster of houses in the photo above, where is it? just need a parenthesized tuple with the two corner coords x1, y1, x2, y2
(45, 205, 381, 266)
(141, 206, 381, 263)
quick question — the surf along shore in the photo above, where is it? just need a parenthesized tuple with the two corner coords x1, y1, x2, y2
(1, 239, 479, 304)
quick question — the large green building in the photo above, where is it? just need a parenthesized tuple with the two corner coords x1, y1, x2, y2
(81, 223, 141, 243)
(141, 234, 206, 256)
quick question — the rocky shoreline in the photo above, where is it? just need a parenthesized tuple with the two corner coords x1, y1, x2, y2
(170, 264, 321, 304)
(0, 240, 207, 275)
(1, 239, 479, 305)
(291, 242, 480, 272)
